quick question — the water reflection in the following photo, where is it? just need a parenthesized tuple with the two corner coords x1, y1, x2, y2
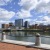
(1, 31, 50, 44)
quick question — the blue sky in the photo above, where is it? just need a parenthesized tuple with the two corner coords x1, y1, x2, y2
(0, 0, 50, 25)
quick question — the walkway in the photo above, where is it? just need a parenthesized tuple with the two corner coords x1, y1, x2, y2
(0, 42, 42, 50)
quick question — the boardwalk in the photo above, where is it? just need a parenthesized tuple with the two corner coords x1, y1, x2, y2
(0, 42, 43, 50)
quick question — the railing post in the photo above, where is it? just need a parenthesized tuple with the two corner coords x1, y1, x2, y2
(1, 32, 6, 41)
(35, 33, 41, 46)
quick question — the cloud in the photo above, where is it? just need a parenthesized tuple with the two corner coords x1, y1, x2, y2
(24, 16, 50, 25)
(16, 9, 32, 18)
(43, 16, 50, 21)
(35, 16, 50, 25)
(42, 0, 50, 3)
(18, 0, 50, 25)
(18, 0, 39, 11)
(18, 0, 50, 14)
(0, 8, 15, 20)
(0, 0, 12, 6)
(0, 20, 14, 24)
(24, 18, 31, 22)
(36, 2, 50, 13)
(18, 0, 50, 11)
(18, 0, 50, 17)
(17, 0, 39, 18)
(23, 18, 37, 25)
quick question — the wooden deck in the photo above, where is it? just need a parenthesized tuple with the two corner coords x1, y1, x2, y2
(0, 42, 43, 50)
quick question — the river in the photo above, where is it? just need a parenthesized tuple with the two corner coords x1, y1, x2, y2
(0, 31, 50, 44)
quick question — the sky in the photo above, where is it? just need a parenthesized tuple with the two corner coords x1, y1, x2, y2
(0, 0, 50, 26)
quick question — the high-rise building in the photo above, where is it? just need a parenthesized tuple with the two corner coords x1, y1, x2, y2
(24, 21, 29, 28)
(15, 19, 23, 29)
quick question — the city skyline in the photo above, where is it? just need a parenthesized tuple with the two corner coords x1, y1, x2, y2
(0, 0, 50, 26)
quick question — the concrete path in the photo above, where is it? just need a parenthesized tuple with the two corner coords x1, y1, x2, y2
(0, 42, 42, 50)
(1, 39, 50, 50)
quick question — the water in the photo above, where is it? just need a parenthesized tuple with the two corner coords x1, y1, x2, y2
(0, 31, 50, 44)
